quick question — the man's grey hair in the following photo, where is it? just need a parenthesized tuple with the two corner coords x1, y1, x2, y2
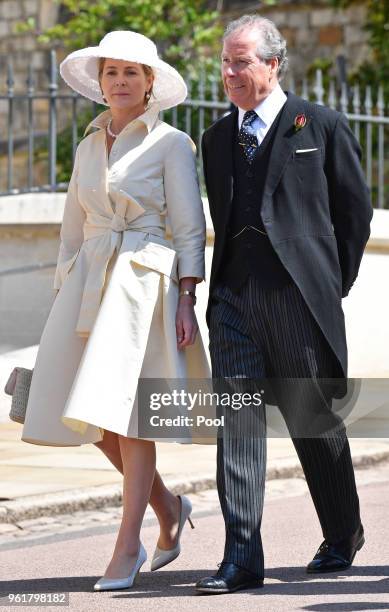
(223, 15, 288, 81)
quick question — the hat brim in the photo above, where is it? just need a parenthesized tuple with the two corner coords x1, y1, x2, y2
(59, 46, 187, 111)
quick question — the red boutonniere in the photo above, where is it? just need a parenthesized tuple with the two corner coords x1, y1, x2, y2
(294, 114, 307, 132)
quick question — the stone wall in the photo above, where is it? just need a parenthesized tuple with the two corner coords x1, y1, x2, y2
(224, 0, 369, 81)
(0, 193, 63, 350)
(0, 1, 371, 190)
(0, 224, 58, 351)
(0, 0, 60, 176)
(0, 0, 58, 82)
(0, 0, 370, 92)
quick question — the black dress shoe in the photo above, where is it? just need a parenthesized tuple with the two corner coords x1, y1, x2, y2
(195, 562, 264, 594)
(307, 524, 365, 573)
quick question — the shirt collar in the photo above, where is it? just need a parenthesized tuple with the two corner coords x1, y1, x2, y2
(238, 83, 287, 129)
(84, 103, 160, 136)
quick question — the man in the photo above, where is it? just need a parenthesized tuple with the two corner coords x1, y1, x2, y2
(195, 15, 372, 595)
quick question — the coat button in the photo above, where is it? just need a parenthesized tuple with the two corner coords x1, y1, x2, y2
(246, 188, 253, 195)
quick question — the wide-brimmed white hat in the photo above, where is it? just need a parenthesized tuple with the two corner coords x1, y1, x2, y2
(59, 30, 187, 111)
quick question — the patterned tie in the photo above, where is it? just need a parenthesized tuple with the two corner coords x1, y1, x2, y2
(238, 110, 258, 164)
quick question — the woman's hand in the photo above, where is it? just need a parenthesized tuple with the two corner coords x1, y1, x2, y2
(176, 295, 198, 349)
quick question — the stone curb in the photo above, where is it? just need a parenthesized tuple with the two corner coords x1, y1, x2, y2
(1, 451, 389, 525)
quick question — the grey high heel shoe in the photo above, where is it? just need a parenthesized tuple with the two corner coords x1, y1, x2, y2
(93, 542, 147, 591)
(150, 495, 194, 571)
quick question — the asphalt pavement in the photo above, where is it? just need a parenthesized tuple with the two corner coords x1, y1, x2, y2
(1, 346, 389, 610)
(1, 463, 389, 611)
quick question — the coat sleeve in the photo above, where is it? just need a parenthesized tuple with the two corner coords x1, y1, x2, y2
(201, 130, 215, 227)
(163, 131, 206, 282)
(201, 132, 210, 206)
(325, 114, 373, 297)
(53, 146, 86, 290)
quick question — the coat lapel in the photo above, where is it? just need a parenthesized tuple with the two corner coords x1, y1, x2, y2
(263, 92, 310, 197)
(214, 108, 237, 208)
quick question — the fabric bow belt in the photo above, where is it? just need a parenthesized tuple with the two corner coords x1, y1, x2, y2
(75, 191, 165, 336)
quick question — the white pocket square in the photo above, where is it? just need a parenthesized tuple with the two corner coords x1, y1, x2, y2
(295, 148, 319, 153)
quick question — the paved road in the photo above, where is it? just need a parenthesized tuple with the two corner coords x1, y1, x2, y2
(1, 464, 389, 611)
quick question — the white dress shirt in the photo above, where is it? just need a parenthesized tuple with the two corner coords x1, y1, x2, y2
(238, 83, 287, 145)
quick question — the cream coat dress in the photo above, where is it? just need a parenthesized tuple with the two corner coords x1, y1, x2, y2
(21, 104, 210, 446)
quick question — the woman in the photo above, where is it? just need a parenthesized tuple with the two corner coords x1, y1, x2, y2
(21, 31, 210, 590)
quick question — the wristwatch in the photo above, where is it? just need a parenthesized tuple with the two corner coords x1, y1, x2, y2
(179, 290, 197, 305)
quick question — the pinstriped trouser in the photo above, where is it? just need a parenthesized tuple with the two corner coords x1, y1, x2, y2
(209, 278, 361, 577)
